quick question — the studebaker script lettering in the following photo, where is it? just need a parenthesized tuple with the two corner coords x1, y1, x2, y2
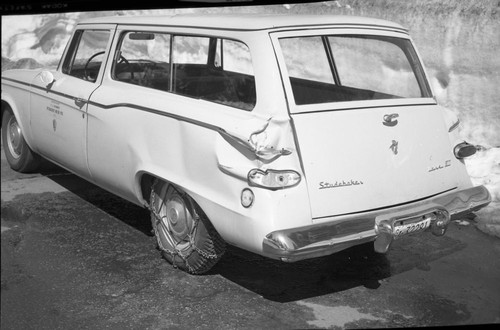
(319, 180, 364, 190)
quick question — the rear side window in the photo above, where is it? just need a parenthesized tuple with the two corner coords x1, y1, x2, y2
(279, 35, 431, 105)
(113, 32, 171, 91)
(172, 36, 209, 64)
(113, 32, 256, 111)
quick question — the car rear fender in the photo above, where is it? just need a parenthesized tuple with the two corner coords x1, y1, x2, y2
(133, 167, 243, 244)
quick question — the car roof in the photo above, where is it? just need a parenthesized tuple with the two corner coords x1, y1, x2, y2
(78, 14, 407, 33)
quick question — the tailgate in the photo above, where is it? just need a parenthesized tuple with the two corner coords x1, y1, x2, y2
(292, 105, 459, 219)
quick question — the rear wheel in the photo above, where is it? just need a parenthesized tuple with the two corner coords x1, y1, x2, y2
(149, 179, 226, 274)
(2, 108, 40, 172)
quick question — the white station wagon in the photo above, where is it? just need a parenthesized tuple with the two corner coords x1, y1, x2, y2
(1, 14, 491, 274)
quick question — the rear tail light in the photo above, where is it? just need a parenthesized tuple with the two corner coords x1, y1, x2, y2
(247, 169, 301, 190)
(454, 142, 477, 159)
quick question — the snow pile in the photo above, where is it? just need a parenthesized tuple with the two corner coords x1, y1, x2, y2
(465, 147, 500, 238)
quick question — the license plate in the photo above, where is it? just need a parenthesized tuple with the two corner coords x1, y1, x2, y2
(393, 217, 431, 238)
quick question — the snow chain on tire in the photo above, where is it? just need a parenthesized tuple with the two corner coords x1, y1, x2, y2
(148, 179, 225, 274)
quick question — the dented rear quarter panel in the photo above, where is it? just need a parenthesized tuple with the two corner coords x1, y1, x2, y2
(85, 26, 311, 253)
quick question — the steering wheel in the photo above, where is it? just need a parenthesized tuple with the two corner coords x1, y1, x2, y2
(84, 51, 105, 82)
(84, 51, 131, 81)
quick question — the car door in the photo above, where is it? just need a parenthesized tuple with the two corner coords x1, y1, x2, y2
(30, 26, 115, 179)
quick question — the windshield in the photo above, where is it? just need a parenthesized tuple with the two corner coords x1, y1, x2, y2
(279, 35, 431, 105)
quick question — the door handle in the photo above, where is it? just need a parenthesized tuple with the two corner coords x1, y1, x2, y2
(74, 98, 86, 108)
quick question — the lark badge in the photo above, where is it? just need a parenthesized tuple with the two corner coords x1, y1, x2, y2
(428, 160, 452, 172)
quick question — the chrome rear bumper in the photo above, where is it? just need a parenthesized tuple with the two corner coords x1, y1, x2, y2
(262, 185, 491, 262)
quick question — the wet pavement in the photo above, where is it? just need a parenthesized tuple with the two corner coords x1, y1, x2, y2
(1, 142, 500, 329)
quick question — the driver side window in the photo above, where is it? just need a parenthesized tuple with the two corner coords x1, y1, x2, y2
(62, 29, 111, 83)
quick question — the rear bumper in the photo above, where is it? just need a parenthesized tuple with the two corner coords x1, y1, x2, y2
(262, 185, 491, 262)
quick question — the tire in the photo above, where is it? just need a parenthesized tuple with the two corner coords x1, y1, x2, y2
(149, 179, 226, 274)
(2, 108, 40, 173)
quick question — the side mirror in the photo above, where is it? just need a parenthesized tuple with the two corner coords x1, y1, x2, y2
(40, 71, 55, 88)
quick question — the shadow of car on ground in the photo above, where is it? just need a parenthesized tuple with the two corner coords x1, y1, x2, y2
(5, 158, 463, 303)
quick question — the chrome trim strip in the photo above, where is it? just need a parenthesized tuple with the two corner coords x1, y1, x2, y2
(2, 77, 228, 136)
(80, 22, 408, 34)
(449, 118, 461, 132)
(292, 102, 437, 115)
(262, 185, 491, 262)
(312, 187, 456, 220)
(3, 77, 90, 107)
(2, 77, 32, 88)
(88, 100, 228, 135)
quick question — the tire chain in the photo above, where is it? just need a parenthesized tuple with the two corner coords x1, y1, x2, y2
(148, 180, 221, 273)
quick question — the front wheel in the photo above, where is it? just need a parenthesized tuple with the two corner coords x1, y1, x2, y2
(149, 180, 226, 274)
(2, 108, 40, 172)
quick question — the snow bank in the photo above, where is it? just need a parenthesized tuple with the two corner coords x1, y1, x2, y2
(465, 147, 500, 238)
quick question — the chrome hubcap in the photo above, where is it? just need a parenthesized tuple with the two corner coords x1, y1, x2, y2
(7, 117, 22, 159)
(156, 188, 194, 250)
(164, 197, 192, 240)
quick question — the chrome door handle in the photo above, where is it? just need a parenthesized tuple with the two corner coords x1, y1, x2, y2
(74, 98, 86, 108)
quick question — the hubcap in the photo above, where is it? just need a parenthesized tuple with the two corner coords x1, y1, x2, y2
(156, 189, 195, 250)
(7, 117, 23, 159)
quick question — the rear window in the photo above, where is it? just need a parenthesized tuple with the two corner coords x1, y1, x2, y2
(279, 35, 431, 105)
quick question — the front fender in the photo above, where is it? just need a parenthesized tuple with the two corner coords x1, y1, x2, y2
(1, 89, 37, 153)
